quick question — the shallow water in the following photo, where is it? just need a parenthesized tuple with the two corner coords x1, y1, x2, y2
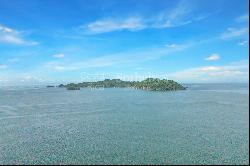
(0, 84, 249, 164)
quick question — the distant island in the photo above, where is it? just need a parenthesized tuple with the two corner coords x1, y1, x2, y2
(46, 85, 55, 88)
(57, 78, 186, 91)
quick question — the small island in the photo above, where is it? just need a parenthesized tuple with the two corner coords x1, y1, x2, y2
(46, 85, 55, 88)
(59, 78, 186, 91)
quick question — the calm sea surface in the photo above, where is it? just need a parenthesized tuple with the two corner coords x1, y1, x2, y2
(0, 84, 249, 164)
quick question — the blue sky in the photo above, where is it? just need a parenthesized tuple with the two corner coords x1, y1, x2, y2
(0, 0, 249, 85)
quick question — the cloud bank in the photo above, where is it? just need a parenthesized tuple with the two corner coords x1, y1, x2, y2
(0, 24, 38, 46)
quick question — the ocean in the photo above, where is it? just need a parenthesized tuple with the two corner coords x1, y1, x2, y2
(0, 83, 249, 164)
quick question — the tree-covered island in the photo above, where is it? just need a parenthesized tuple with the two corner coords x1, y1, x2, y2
(59, 78, 186, 91)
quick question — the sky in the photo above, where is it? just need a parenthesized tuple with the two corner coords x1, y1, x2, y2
(0, 0, 249, 85)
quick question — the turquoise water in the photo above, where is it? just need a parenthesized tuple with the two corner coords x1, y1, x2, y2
(0, 84, 249, 164)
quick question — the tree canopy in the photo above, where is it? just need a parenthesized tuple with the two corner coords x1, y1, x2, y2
(59, 78, 186, 91)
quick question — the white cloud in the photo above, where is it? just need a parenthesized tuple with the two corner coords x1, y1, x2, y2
(168, 60, 249, 83)
(0, 25, 14, 33)
(0, 64, 8, 69)
(54, 65, 66, 71)
(235, 14, 249, 23)
(81, 1, 210, 34)
(0, 34, 26, 45)
(221, 27, 249, 40)
(238, 40, 248, 46)
(205, 53, 220, 61)
(155, 7, 210, 28)
(19, 75, 44, 83)
(45, 43, 191, 71)
(53, 53, 65, 58)
(165, 44, 177, 48)
(23, 75, 33, 80)
(200, 66, 221, 71)
(0, 71, 47, 86)
(0, 24, 38, 45)
(83, 17, 145, 34)
(154, 0, 194, 28)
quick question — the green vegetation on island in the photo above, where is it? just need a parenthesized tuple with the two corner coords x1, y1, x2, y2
(59, 78, 186, 91)
(134, 78, 186, 91)
(66, 86, 81, 90)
